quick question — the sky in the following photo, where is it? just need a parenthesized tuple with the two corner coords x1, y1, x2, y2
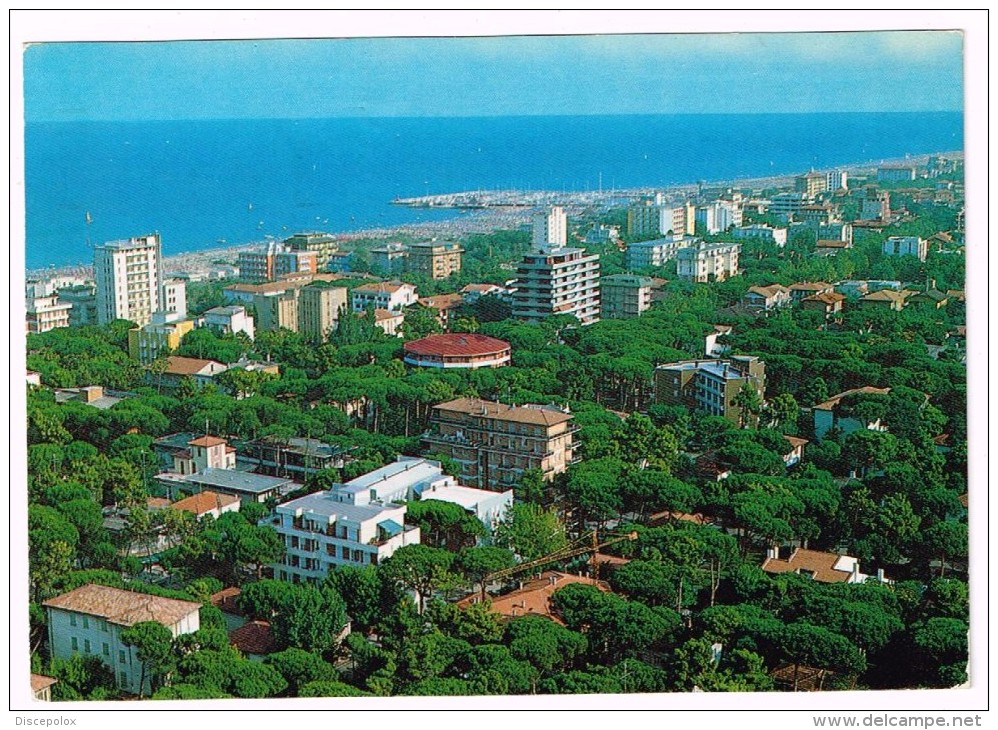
(20, 23, 964, 122)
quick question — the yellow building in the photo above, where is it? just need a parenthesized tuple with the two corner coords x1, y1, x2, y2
(128, 315, 195, 364)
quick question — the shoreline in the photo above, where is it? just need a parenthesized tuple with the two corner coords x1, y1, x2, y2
(25, 149, 962, 282)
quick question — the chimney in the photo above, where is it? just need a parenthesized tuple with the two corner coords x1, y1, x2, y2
(767, 545, 779, 560)
(877, 568, 885, 583)
(852, 560, 860, 582)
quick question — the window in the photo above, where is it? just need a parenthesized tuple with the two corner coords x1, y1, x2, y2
(119, 650, 126, 664)
(101, 619, 109, 632)
(103, 643, 110, 656)
(341, 546, 349, 560)
(84, 639, 91, 653)
(71, 637, 78, 651)
(120, 672, 128, 686)
(70, 614, 77, 627)
(83, 617, 89, 629)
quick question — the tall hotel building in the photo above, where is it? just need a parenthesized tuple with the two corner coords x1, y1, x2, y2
(512, 207, 601, 325)
(94, 234, 163, 326)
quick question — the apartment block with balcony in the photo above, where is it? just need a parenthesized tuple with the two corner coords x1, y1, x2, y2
(406, 241, 464, 280)
(624, 235, 698, 269)
(422, 397, 577, 491)
(127, 312, 195, 364)
(676, 241, 740, 283)
(270, 491, 419, 583)
(655, 356, 766, 426)
(285, 231, 339, 271)
(94, 234, 163, 327)
(203, 305, 255, 340)
(795, 171, 828, 198)
(511, 247, 601, 325)
(600, 274, 654, 319)
(298, 284, 348, 343)
(26, 293, 72, 333)
(351, 281, 418, 313)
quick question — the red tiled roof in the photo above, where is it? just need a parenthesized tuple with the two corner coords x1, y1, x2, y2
(230, 620, 278, 655)
(405, 333, 511, 358)
(164, 356, 225, 376)
(189, 435, 227, 448)
(172, 490, 240, 516)
(649, 510, 716, 526)
(814, 386, 890, 411)
(434, 397, 572, 426)
(418, 293, 465, 310)
(761, 548, 852, 583)
(784, 435, 809, 448)
(31, 674, 57, 693)
(210, 587, 243, 614)
(816, 239, 849, 248)
(43, 584, 200, 627)
(455, 571, 608, 623)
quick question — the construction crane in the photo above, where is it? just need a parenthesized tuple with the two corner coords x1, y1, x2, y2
(483, 528, 638, 591)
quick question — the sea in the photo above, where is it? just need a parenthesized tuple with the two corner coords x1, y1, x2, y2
(24, 113, 963, 270)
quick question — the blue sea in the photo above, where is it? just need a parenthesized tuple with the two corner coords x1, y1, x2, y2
(24, 113, 963, 270)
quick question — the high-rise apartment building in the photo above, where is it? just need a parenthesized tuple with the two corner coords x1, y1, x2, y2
(162, 278, 187, 318)
(298, 284, 349, 343)
(422, 397, 577, 491)
(624, 235, 698, 269)
(826, 169, 848, 191)
(94, 234, 163, 326)
(406, 241, 464, 280)
(532, 206, 568, 250)
(513, 207, 600, 325)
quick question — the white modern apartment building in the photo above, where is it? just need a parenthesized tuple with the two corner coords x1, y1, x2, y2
(511, 246, 601, 325)
(624, 235, 698, 269)
(676, 241, 741, 282)
(162, 278, 187, 318)
(43, 584, 200, 696)
(732, 224, 788, 247)
(882, 236, 928, 262)
(826, 169, 848, 191)
(351, 281, 418, 313)
(94, 234, 164, 326)
(696, 201, 742, 234)
(25, 293, 72, 333)
(532, 206, 568, 249)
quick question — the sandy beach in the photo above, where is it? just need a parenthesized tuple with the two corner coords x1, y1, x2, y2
(25, 149, 961, 282)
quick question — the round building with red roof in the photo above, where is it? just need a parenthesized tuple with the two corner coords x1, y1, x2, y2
(403, 333, 512, 369)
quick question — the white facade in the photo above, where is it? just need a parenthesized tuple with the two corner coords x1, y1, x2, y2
(44, 585, 200, 696)
(351, 282, 418, 312)
(272, 493, 419, 583)
(883, 236, 928, 262)
(26, 294, 72, 333)
(532, 206, 568, 252)
(732, 225, 788, 247)
(676, 241, 741, 282)
(204, 305, 256, 340)
(162, 278, 187, 318)
(512, 246, 601, 325)
(827, 169, 848, 190)
(94, 234, 163, 326)
(417, 482, 514, 533)
(624, 235, 697, 269)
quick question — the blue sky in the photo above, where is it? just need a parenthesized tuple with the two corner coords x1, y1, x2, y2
(23, 31, 964, 122)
